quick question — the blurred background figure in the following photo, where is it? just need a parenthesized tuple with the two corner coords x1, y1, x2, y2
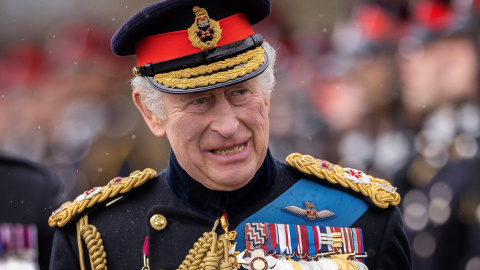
(310, 0, 411, 181)
(0, 153, 63, 269)
(394, 0, 480, 269)
(0, 1, 354, 199)
(0, 20, 171, 200)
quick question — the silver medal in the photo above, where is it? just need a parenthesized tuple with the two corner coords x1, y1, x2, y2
(354, 260, 368, 270)
(274, 259, 291, 270)
(298, 260, 313, 270)
(315, 258, 339, 270)
(308, 260, 324, 270)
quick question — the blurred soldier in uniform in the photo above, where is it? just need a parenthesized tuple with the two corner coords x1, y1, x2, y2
(314, 0, 410, 180)
(0, 153, 63, 269)
(395, 0, 480, 269)
(49, 1, 411, 269)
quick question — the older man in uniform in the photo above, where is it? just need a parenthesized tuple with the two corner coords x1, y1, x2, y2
(49, 1, 411, 269)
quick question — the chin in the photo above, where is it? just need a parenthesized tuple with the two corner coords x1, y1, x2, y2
(211, 174, 252, 191)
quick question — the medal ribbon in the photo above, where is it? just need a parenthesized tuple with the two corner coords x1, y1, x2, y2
(15, 224, 24, 250)
(277, 224, 287, 255)
(288, 224, 298, 257)
(318, 226, 328, 253)
(307, 225, 317, 257)
(27, 225, 37, 251)
(266, 223, 278, 255)
(341, 227, 353, 254)
(315, 226, 324, 255)
(295, 225, 309, 258)
(330, 227, 342, 253)
(0, 223, 10, 253)
(245, 223, 268, 250)
(351, 228, 365, 263)
(325, 227, 333, 252)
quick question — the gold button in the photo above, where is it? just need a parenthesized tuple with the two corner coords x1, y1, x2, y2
(150, 214, 167, 231)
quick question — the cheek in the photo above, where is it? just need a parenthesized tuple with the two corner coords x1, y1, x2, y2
(245, 100, 270, 131)
(259, 99, 271, 123)
(166, 115, 207, 145)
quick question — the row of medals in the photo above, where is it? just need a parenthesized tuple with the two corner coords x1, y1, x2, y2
(220, 217, 368, 270)
(244, 249, 368, 270)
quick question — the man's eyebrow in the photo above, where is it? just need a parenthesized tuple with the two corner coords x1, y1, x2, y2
(175, 91, 210, 102)
(227, 81, 255, 90)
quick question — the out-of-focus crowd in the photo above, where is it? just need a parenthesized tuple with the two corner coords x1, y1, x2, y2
(263, 1, 480, 269)
(1, 0, 480, 269)
(265, 1, 480, 269)
(0, 22, 171, 197)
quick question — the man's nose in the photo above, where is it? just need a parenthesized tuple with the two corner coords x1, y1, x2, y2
(210, 98, 239, 138)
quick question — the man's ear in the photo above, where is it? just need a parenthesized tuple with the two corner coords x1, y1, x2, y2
(132, 89, 166, 138)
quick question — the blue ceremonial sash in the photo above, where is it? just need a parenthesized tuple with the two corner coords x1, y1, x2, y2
(234, 178, 369, 251)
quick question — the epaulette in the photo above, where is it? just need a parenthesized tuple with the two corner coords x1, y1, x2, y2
(286, 153, 400, 209)
(49, 168, 157, 228)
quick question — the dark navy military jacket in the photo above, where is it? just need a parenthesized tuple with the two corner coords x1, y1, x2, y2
(50, 151, 411, 269)
(0, 154, 63, 269)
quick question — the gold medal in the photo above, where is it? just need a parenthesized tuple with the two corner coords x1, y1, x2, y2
(251, 256, 269, 270)
(331, 257, 358, 270)
(331, 257, 348, 270)
(288, 259, 302, 270)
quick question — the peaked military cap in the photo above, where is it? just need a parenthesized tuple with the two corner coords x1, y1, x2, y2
(111, 0, 271, 93)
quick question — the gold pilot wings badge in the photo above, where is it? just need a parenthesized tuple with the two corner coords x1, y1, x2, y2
(285, 153, 401, 208)
(282, 201, 336, 222)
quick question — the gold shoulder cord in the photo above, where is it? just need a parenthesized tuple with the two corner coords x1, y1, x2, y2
(177, 217, 233, 270)
(49, 169, 157, 270)
(49, 168, 157, 228)
(285, 153, 401, 208)
(77, 215, 107, 270)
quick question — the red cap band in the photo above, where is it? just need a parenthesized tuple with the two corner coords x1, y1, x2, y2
(135, 13, 255, 66)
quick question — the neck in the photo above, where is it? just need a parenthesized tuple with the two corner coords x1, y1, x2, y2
(166, 149, 278, 218)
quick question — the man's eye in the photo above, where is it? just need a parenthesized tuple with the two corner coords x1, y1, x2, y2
(192, 97, 206, 105)
(233, 89, 247, 96)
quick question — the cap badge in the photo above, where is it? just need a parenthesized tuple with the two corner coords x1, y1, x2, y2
(188, 6, 222, 50)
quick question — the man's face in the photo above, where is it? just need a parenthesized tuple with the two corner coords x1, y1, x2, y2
(398, 42, 441, 114)
(154, 78, 270, 191)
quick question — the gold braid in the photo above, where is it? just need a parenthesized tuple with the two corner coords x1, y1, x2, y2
(153, 47, 265, 89)
(285, 153, 401, 208)
(219, 237, 233, 270)
(49, 168, 157, 228)
(76, 215, 107, 270)
(177, 219, 232, 270)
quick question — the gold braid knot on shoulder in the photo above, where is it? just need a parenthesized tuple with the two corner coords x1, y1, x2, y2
(285, 153, 401, 208)
(49, 168, 157, 228)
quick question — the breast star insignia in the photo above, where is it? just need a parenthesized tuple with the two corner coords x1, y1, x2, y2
(282, 201, 335, 222)
(225, 243, 248, 270)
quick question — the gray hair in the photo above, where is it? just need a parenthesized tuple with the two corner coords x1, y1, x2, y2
(131, 41, 277, 119)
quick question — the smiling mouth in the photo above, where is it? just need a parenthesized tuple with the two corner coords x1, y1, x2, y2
(210, 143, 246, 155)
